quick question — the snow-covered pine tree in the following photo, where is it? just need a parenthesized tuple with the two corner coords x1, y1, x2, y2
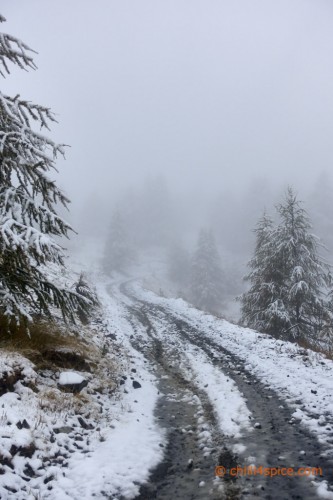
(190, 228, 224, 313)
(274, 187, 330, 340)
(239, 211, 289, 334)
(103, 210, 132, 274)
(0, 16, 87, 327)
(240, 187, 331, 341)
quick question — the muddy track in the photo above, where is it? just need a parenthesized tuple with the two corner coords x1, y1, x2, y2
(119, 282, 333, 499)
(124, 305, 242, 499)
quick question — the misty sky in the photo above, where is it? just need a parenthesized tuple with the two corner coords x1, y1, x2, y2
(2, 0, 333, 223)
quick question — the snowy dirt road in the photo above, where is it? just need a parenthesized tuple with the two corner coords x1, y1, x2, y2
(111, 280, 333, 500)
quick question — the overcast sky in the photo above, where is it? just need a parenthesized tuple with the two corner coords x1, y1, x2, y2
(2, 0, 333, 222)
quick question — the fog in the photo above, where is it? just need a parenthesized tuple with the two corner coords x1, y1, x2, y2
(2, 0, 333, 311)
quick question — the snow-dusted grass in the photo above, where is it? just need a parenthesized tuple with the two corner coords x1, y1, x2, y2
(0, 329, 121, 499)
(0, 320, 98, 366)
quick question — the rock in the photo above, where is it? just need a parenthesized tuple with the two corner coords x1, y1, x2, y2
(16, 419, 30, 430)
(254, 422, 262, 429)
(23, 463, 36, 478)
(131, 368, 137, 373)
(58, 372, 88, 393)
(107, 333, 117, 341)
(3, 487, 17, 494)
(77, 416, 94, 430)
(133, 381, 141, 389)
(311, 389, 317, 395)
(10, 442, 36, 458)
(0, 370, 24, 396)
(53, 426, 73, 434)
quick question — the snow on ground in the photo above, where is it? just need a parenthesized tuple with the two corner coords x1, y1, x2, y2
(54, 274, 165, 500)
(144, 311, 251, 440)
(133, 281, 333, 458)
(58, 276, 165, 500)
(0, 264, 165, 499)
(58, 371, 86, 385)
(2, 236, 333, 498)
(313, 480, 333, 499)
(183, 345, 251, 438)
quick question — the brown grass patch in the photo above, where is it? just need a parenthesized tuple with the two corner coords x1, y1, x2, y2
(38, 388, 92, 415)
(297, 337, 333, 361)
(0, 316, 100, 371)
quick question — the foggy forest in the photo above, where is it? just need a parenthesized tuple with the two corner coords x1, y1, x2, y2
(1, 2, 333, 499)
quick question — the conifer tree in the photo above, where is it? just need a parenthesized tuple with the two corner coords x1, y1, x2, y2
(240, 212, 289, 334)
(240, 187, 331, 340)
(190, 229, 224, 313)
(103, 210, 132, 274)
(0, 15, 86, 326)
(274, 187, 330, 339)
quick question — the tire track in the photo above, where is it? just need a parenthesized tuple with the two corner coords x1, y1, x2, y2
(119, 282, 333, 499)
(124, 304, 242, 500)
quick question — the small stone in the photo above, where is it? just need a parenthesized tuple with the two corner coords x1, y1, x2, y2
(318, 415, 326, 427)
(133, 381, 141, 389)
(78, 417, 94, 430)
(16, 419, 30, 430)
(58, 372, 88, 393)
(53, 426, 73, 435)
